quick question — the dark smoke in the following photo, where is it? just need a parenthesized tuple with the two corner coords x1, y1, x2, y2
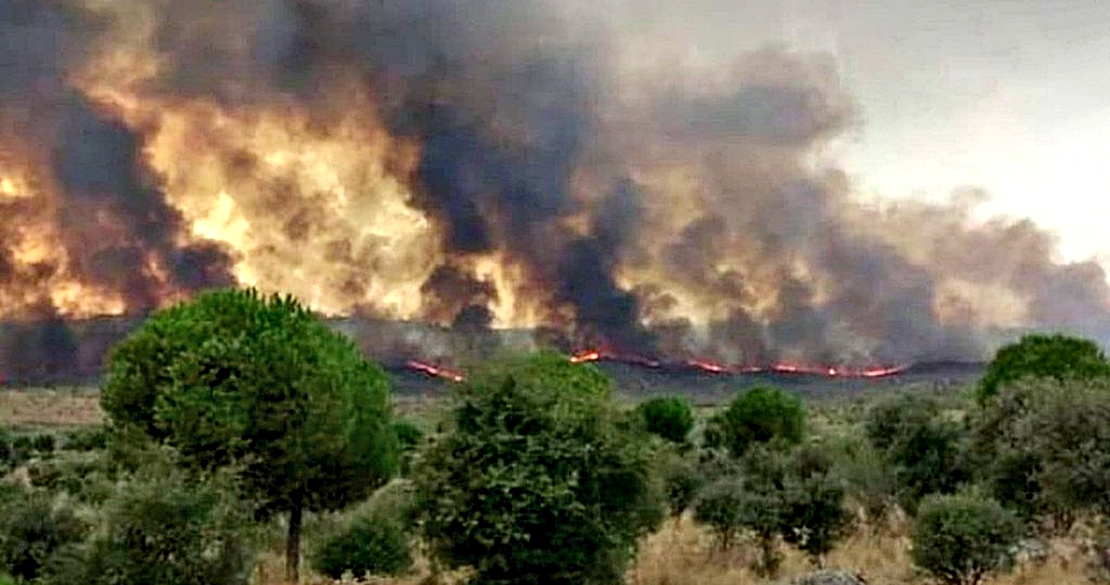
(1, 0, 1109, 372)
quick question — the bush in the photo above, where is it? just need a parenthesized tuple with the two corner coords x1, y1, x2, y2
(865, 394, 939, 452)
(313, 512, 413, 579)
(780, 447, 854, 563)
(0, 491, 86, 582)
(693, 446, 851, 574)
(413, 352, 664, 585)
(100, 288, 398, 581)
(825, 435, 898, 526)
(705, 386, 805, 457)
(660, 451, 703, 520)
(68, 466, 254, 585)
(911, 494, 1022, 585)
(866, 394, 970, 513)
(978, 334, 1110, 401)
(637, 396, 694, 444)
(969, 378, 1110, 528)
(62, 426, 108, 452)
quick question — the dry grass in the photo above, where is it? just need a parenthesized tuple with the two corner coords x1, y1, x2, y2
(255, 516, 1095, 585)
(0, 387, 102, 430)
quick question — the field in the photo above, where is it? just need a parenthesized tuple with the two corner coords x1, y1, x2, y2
(0, 362, 1102, 585)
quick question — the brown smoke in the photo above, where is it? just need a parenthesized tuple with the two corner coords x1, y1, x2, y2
(0, 0, 1107, 368)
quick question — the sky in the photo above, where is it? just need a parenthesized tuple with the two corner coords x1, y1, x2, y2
(594, 0, 1110, 266)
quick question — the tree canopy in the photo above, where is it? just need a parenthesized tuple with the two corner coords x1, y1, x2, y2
(413, 352, 664, 585)
(979, 334, 1110, 401)
(100, 288, 397, 581)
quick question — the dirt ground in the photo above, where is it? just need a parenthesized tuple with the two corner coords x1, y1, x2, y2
(0, 387, 103, 431)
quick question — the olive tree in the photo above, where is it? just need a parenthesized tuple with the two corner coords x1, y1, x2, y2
(978, 334, 1110, 401)
(413, 352, 664, 585)
(704, 386, 805, 457)
(911, 494, 1022, 585)
(637, 396, 695, 445)
(100, 288, 397, 582)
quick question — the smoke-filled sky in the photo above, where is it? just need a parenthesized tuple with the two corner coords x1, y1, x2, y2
(604, 0, 1110, 264)
(2, 0, 1109, 366)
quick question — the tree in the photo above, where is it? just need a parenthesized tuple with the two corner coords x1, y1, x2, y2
(978, 334, 1110, 401)
(692, 446, 851, 574)
(413, 352, 664, 585)
(911, 494, 1022, 585)
(865, 394, 940, 452)
(780, 446, 854, 565)
(637, 396, 695, 445)
(704, 386, 805, 457)
(866, 395, 971, 513)
(100, 288, 397, 582)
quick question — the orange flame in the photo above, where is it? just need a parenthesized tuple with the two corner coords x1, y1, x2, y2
(569, 350, 602, 363)
(405, 360, 465, 383)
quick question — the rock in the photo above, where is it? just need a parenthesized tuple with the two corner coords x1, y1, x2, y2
(790, 569, 868, 585)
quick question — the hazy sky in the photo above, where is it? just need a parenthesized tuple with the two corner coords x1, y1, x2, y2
(597, 0, 1110, 265)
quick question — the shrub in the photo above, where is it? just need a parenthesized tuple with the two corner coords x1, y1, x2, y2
(865, 394, 939, 452)
(978, 334, 1110, 401)
(0, 573, 14, 585)
(393, 420, 424, 476)
(693, 446, 851, 574)
(100, 288, 398, 581)
(705, 386, 805, 457)
(0, 491, 86, 582)
(825, 435, 898, 526)
(693, 476, 751, 551)
(62, 426, 108, 452)
(660, 451, 703, 520)
(637, 396, 695, 444)
(970, 378, 1110, 527)
(70, 466, 254, 585)
(866, 394, 970, 513)
(911, 494, 1022, 585)
(313, 512, 413, 579)
(413, 352, 664, 585)
(780, 447, 854, 563)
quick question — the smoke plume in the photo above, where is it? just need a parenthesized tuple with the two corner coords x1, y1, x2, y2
(0, 0, 1108, 368)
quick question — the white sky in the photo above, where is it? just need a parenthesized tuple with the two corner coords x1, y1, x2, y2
(601, 0, 1110, 265)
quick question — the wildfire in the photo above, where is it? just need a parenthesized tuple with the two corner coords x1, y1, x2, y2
(569, 350, 602, 364)
(682, 358, 908, 379)
(405, 360, 466, 383)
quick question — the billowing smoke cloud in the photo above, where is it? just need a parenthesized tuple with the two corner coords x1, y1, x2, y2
(0, 0, 1108, 371)
(0, 0, 234, 317)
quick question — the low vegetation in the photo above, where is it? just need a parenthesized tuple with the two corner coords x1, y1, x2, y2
(3, 294, 1110, 585)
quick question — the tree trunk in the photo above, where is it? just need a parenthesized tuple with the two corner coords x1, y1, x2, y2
(286, 503, 304, 583)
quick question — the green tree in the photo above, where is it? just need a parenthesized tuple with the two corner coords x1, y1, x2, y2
(911, 494, 1022, 585)
(413, 352, 664, 585)
(978, 334, 1110, 401)
(693, 446, 851, 574)
(312, 481, 417, 579)
(780, 446, 854, 564)
(866, 395, 970, 513)
(990, 379, 1110, 523)
(637, 396, 695, 445)
(100, 288, 397, 582)
(705, 386, 805, 457)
